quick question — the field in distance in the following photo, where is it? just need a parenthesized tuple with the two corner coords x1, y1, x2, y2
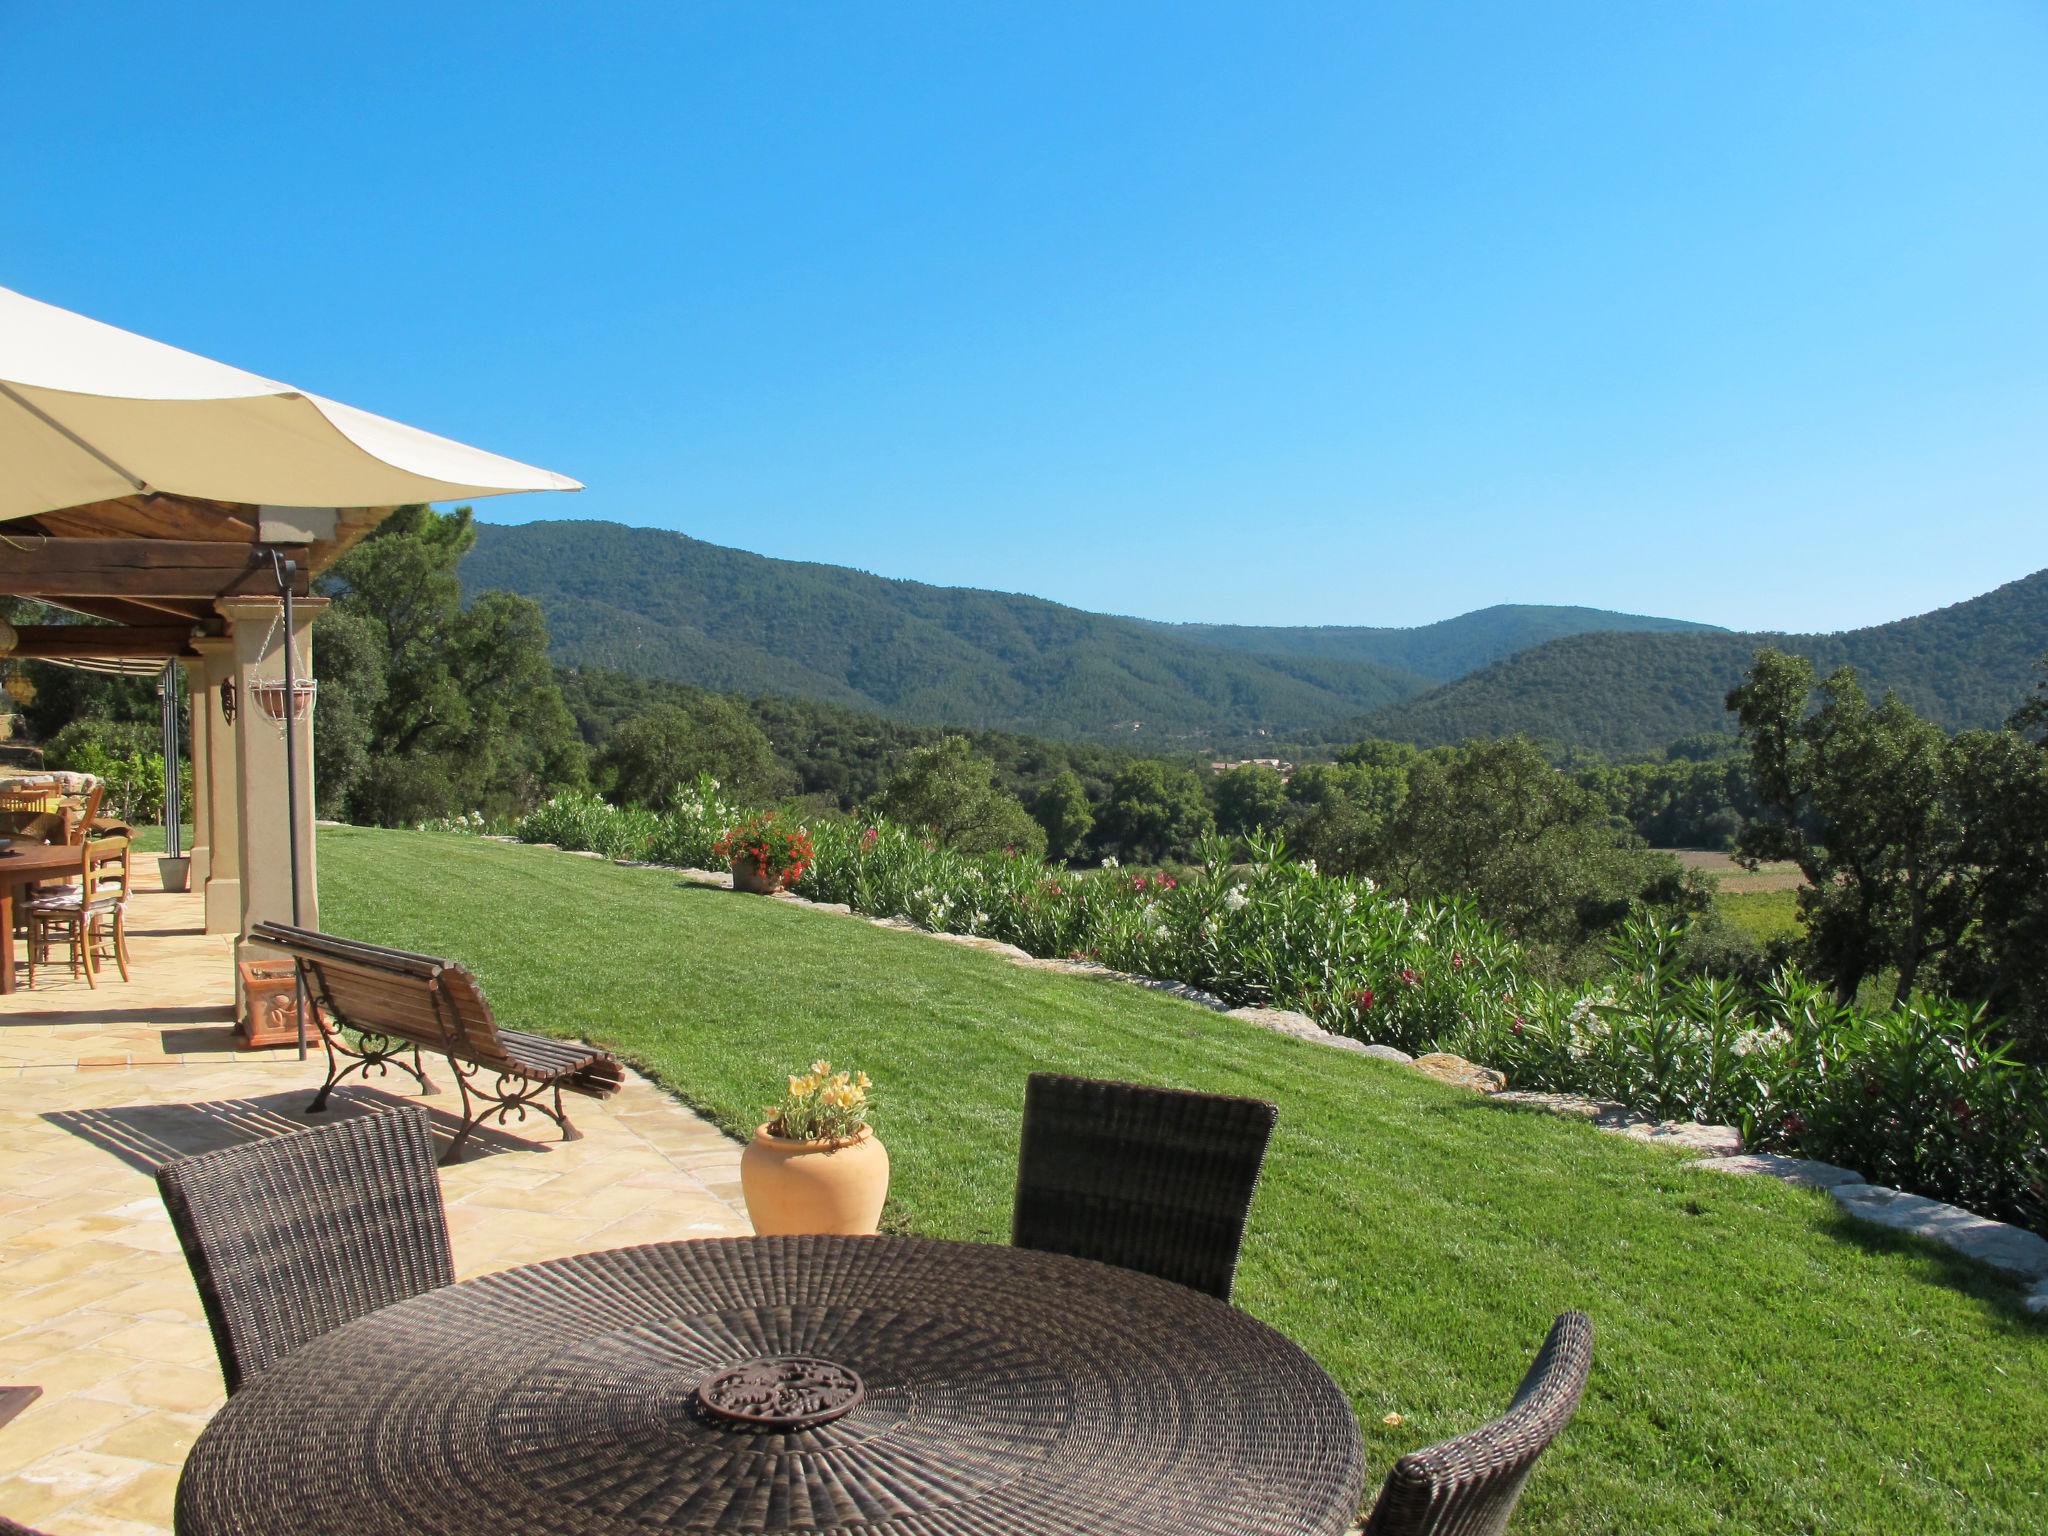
(1670, 851, 1806, 945)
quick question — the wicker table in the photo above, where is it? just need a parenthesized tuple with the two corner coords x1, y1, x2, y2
(176, 1235, 1364, 1536)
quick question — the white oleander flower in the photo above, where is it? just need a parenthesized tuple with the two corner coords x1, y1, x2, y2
(1223, 887, 1250, 912)
(1101, 855, 1120, 869)
(1732, 1025, 1790, 1057)
(1303, 859, 1318, 875)
(1360, 875, 1377, 894)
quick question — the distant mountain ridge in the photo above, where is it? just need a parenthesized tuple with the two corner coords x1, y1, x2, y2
(462, 521, 1704, 745)
(463, 520, 2045, 756)
(1354, 568, 2048, 755)
(1160, 605, 1721, 683)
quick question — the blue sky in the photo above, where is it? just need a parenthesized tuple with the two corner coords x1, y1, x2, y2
(5, 2, 2044, 632)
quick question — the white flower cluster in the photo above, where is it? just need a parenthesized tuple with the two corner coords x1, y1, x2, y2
(1223, 887, 1250, 912)
(1731, 1025, 1790, 1057)
(1101, 855, 1120, 869)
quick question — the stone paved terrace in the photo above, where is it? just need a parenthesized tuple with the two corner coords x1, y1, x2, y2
(0, 868, 749, 1536)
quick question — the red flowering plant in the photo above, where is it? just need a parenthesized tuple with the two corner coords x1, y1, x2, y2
(714, 811, 815, 885)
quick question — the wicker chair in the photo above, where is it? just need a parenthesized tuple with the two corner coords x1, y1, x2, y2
(1359, 1312, 1594, 1536)
(157, 1107, 454, 1395)
(1011, 1072, 1278, 1300)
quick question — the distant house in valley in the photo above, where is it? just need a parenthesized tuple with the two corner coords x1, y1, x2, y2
(1209, 757, 1295, 780)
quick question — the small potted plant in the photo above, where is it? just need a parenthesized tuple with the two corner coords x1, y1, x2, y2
(739, 1061, 889, 1235)
(715, 810, 814, 894)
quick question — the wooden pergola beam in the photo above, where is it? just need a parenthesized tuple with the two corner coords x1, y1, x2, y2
(0, 539, 309, 599)
(44, 595, 218, 628)
(8, 624, 196, 660)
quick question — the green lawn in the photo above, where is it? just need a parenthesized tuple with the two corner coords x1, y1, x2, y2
(320, 828, 2046, 1536)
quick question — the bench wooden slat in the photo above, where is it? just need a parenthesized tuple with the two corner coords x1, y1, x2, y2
(250, 921, 446, 979)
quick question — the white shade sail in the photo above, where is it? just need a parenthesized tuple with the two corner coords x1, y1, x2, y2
(0, 285, 581, 522)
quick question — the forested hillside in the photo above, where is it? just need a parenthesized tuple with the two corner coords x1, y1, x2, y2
(1162, 604, 1718, 681)
(465, 521, 1429, 743)
(1357, 568, 2048, 755)
(463, 521, 1710, 745)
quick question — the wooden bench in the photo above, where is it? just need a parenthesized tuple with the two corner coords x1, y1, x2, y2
(249, 922, 626, 1164)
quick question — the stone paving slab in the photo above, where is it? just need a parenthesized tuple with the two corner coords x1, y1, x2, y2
(1693, 1153, 1864, 1189)
(0, 872, 749, 1536)
(1828, 1183, 2048, 1280)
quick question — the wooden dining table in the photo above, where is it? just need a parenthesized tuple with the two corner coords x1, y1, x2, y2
(0, 837, 85, 993)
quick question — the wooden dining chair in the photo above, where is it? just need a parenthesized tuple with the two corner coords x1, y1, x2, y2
(26, 834, 131, 988)
(1012, 1072, 1279, 1300)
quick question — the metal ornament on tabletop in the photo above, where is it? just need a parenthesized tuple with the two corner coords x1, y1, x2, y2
(695, 1356, 867, 1430)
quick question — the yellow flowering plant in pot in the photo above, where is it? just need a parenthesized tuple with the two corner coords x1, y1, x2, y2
(739, 1061, 889, 1235)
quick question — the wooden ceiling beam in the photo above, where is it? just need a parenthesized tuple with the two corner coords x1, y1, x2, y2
(30, 493, 260, 543)
(8, 624, 195, 660)
(43, 595, 216, 627)
(0, 539, 309, 599)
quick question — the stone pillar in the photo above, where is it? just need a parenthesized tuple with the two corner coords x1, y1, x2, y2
(218, 597, 326, 954)
(180, 656, 212, 888)
(192, 638, 242, 936)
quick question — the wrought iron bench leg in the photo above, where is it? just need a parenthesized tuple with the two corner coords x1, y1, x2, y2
(307, 1028, 436, 1114)
(555, 1082, 583, 1143)
(438, 1064, 583, 1163)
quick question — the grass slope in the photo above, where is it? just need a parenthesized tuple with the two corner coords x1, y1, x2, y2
(1357, 568, 2048, 755)
(321, 828, 2046, 1536)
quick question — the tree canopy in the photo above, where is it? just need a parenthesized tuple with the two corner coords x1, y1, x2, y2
(874, 736, 1047, 858)
(314, 505, 584, 824)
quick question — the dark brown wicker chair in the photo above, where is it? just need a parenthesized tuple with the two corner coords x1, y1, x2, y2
(157, 1106, 455, 1395)
(1011, 1072, 1278, 1300)
(1359, 1312, 1595, 1536)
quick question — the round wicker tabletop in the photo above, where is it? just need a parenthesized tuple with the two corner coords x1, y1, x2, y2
(176, 1235, 1364, 1536)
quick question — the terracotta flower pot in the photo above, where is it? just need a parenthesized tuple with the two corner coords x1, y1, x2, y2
(740, 1123, 889, 1235)
(730, 857, 786, 895)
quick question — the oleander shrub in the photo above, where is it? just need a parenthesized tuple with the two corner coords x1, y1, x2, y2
(646, 776, 745, 869)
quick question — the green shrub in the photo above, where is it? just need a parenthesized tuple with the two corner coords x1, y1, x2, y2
(44, 721, 187, 825)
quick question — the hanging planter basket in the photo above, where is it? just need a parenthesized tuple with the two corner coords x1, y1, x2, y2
(250, 677, 318, 724)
